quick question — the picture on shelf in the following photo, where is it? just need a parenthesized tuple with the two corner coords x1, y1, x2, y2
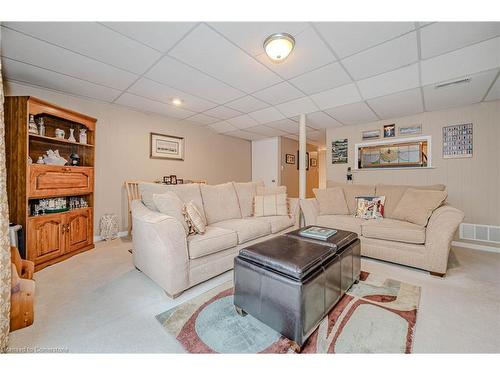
(332, 139, 348, 164)
(150, 133, 185, 160)
(362, 129, 381, 140)
(443, 123, 473, 158)
(398, 124, 422, 136)
(383, 124, 396, 138)
(285, 153, 295, 164)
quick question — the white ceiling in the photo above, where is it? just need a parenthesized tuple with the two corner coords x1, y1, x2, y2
(1, 21, 499, 145)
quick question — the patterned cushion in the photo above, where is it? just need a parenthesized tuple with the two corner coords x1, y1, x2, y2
(153, 192, 189, 235)
(184, 201, 206, 234)
(253, 193, 288, 217)
(313, 187, 349, 215)
(354, 196, 386, 219)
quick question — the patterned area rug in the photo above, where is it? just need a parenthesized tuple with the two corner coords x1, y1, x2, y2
(156, 272, 421, 353)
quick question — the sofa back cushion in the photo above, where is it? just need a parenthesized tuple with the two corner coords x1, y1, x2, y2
(376, 184, 446, 218)
(152, 192, 190, 235)
(200, 182, 242, 224)
(253, 193, 288, 217)
(234, 181, 265, 217)
(326, 181, 376, 214)
(392, 188, 448, 226)
(139, 182, 206, 221)
(256, 185, 287, 195)
(313, 187, 349, 215)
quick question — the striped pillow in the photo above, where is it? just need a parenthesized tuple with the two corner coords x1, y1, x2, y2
(253, 193, 288, 217)
(183, 201, 206, 234)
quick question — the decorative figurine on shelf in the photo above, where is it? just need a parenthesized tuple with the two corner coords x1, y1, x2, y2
(79, 128, 87, 144)
(55, 128, 65, 139)
(27, 156, 33, 165)
(69, 153, 80, 166)
(42, 149, 67, 166)
(346, 167, 353, 183)
(37, 118, 45, 136)
(36, 156, 45, 164)
(68, 128, 76, 142)
(28, 114, 38, 134)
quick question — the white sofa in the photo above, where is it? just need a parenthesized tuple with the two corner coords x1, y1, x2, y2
(132, 181, 300, 298)
(300, 181, 464, 276)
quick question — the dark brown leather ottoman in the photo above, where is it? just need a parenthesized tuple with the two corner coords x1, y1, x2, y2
(233, 227, 360, 352)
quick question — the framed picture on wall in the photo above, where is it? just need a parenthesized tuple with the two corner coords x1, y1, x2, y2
(443, 123, 473, 158)
(332, 139, 348, 164)
(285, 154, 295, 164)
(362, 129, 380, 140)
(150, 133, 185, 160)
(310, 158, 317, 167)
(398, 124, 422, 136)
(383, 124, 396, 138)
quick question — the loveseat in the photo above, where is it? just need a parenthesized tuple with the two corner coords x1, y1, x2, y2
(132, 181, 300, 297)
(300, 181, 464, 276)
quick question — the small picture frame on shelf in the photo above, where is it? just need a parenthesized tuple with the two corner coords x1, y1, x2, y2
(163, 176, 171, 185)
(177, 178, 184, 184)
(170, 175, 177, 185)
(285, 154, 295, 164)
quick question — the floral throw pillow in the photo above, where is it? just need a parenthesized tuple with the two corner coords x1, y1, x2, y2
(354, 196, 386, 219)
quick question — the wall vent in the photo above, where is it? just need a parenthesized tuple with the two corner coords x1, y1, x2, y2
(459, 223, 500, 244)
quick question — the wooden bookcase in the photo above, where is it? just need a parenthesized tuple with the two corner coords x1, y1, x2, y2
(5, 96, 96, 271)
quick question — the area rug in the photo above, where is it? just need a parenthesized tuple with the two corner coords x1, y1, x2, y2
(156, 271, 420, 353)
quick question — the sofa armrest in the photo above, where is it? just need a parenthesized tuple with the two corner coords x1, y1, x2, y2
(288, 197, 300, 227)
(131, 200, 189, 295)
(300, 198, 319, 226)
(425, 205, 464, 274)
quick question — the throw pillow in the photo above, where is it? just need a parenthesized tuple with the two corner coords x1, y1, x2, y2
(183, 201, 206, 234)
(253, 193, 288, 217)
(313, 187, 349, 215)
(392, 188, 448, 226)
(153, 192, 190, 235)
(354, 196, 386, 220)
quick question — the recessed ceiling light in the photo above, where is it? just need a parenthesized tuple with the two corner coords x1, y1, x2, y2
(263, 33, 295, 63)
(172, 98, 182, 106)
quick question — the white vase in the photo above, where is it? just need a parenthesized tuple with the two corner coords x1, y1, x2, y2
(79, 129, 87, 144)
(68, 128, 76, 142)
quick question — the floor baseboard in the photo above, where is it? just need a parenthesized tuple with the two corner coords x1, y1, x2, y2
(94, 231, 128, 243)
(452, 241, 500, 254)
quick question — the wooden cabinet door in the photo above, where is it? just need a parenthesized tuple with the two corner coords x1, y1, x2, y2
(28, 165, 94, 198)
(27, 214, 65, 264)
(66, 208, 93, 253)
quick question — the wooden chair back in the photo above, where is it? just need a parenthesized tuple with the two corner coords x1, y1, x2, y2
(125, 181, 142, 237)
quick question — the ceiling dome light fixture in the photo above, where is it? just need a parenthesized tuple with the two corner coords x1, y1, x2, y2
(263, 33, 295, 63)
(172, 98, 182, 106)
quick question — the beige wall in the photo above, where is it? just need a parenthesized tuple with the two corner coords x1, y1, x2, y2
(5, 82, 252, 232)
(326, 100, 500, 230)
(280, 136, 319, 198)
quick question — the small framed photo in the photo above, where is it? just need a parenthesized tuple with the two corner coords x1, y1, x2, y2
(310, 158, 317, 167)
(163, 176, 171, 185)
(177, 178, 184, 184)
(170, 175, 177, 185)
(285, 154, 295, 164)
(362, 129, 380, 140)
(150, 133, 184, 160)
(383, 124, 396, 138)
(398, 124, 422, 136)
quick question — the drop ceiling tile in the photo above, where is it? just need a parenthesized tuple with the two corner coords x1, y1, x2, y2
(101, 22, 197, 52)
(421, 37, 500, 86)
(248, 107, 285, 124)
(342, 32, 418, 80)
(209, 22, 309, 56)
(0, 27, 138, 90)
(146, 56, 245, 104)
(224, 95, 269, 112)
(169, 23, 281, 92)
(226, 114, 259, 129)
(288, 62, 351, 95)
(368, 88, 423, 119)
(275, 97, 319, 117)
(485, 74, 500, 101)
(255, 27, 336, 79)
(224, 130, 266, 141)
(2, 58, 121, 102)
(305, 111, 343, 129)
(306, 130, 323, 141)
(325, 102, 379, 125)
(245, 125, 288, 137)
(420, 22, 500, 59)
(203, 105, 242, 120)
(185, 113, 219, 125)
(357, 63, 420, 100)
(127, 78, 217, 112)
(209, 121, 238, 133)
(310, 83, 361, 110)
(423, 69, 498, 111)
(115, 93, 196, 119)
(252, 81, 304, 105)
(314, 22, 415, 58)
(266, 118, 299, 134)
(4, 22, 161, 74)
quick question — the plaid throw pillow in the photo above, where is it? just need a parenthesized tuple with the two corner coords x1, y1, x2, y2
(354, 196, 386, 219)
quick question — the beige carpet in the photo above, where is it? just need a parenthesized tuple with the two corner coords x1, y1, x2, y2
(7, 238, 500, 353)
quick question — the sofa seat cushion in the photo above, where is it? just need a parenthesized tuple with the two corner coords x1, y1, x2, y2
(188, 226, 238, 260)
(212, 218, 271, 244)
(255, 215, 294, 234)
(362, 218, 426, 244)
(316, 215, 364, 235)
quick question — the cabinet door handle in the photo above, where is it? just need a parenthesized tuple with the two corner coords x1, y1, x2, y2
(62, 167, 71, 172)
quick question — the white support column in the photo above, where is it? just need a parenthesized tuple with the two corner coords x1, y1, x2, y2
(298, 114, 306, 200)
